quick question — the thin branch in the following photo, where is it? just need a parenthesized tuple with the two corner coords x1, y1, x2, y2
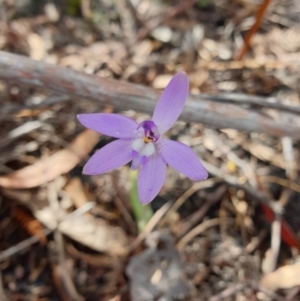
(0, 121, 44, 148)
(177, 218, 225, 250)
(0, 229, 52, 262)
(1, 94, 70, 115)
(1, 51, 300, 138)
(129, 201, 173, 251)
(209, 283, 247, 301)
(177, 184, 228, 239)
(0, 203, 94, 262)
(201, 93, 300, 115)
(237, 0, 272, 60)
(167, 177, 221, 213)
(202, 160, 283, 214)
(268, 213, 281, 272)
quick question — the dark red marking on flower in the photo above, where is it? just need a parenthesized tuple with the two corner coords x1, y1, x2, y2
(138, 120, 160, 143)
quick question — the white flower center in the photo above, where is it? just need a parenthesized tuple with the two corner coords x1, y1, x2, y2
(132, 138, 155, 157)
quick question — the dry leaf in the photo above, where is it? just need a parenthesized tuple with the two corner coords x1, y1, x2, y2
(13, 207, 47, 244)
(35, 206, 128, 256)
(152, 74, 173, 89)
(58, 213, 128, 256)
(0, 130, 100, 189)
(64, 177, 89, 208)
(260, 262, 300, 291)
(27, 33, 46, 61)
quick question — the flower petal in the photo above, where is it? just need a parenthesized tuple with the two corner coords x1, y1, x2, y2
(138, 154, 166, 204)
(159, 139, 208, 180)
(77, 113, 138, 139)
(152, 72, 189, 134)
(131, 151, 146, 170)
(83, 139, 132, 175)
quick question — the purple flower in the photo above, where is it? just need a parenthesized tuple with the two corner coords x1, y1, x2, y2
(77, 72, 208, 204)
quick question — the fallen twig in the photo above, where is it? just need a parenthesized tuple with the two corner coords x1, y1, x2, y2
(0, 229, 52, 262)
(177, 218, 225, 250)
(209, 283, 247, 301)
(129, 201, 173, 251)
(167, 177, 221, 214)
(0, 121, 44, 148)
(0, 51, 300, 138)
(177, 184, 228, 239)
(0, 94, 69, 115)
(237, 0, 272, 60)
(201, 93, 300, 115)
(269, 213, 281, 272)
(202, 160, 283, 214)
(0, 203, 94, 262)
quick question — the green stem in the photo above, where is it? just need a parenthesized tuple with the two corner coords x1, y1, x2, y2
(129, 170, 153, 232)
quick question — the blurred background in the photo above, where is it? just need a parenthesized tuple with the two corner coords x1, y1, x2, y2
(0, 0, 300, 300)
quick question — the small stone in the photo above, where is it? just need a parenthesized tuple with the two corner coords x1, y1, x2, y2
(192, 25, 205, 45)
(28, 33, 46, 61)
(218, 44, 232, 60)
(217, 81, 237, 91)
(152, 74, 173, 89)
(151, 26, 173, 43)
(44, 3, 60, 22)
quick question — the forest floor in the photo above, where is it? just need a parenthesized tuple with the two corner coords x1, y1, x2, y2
(0, 0, 300, 300)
